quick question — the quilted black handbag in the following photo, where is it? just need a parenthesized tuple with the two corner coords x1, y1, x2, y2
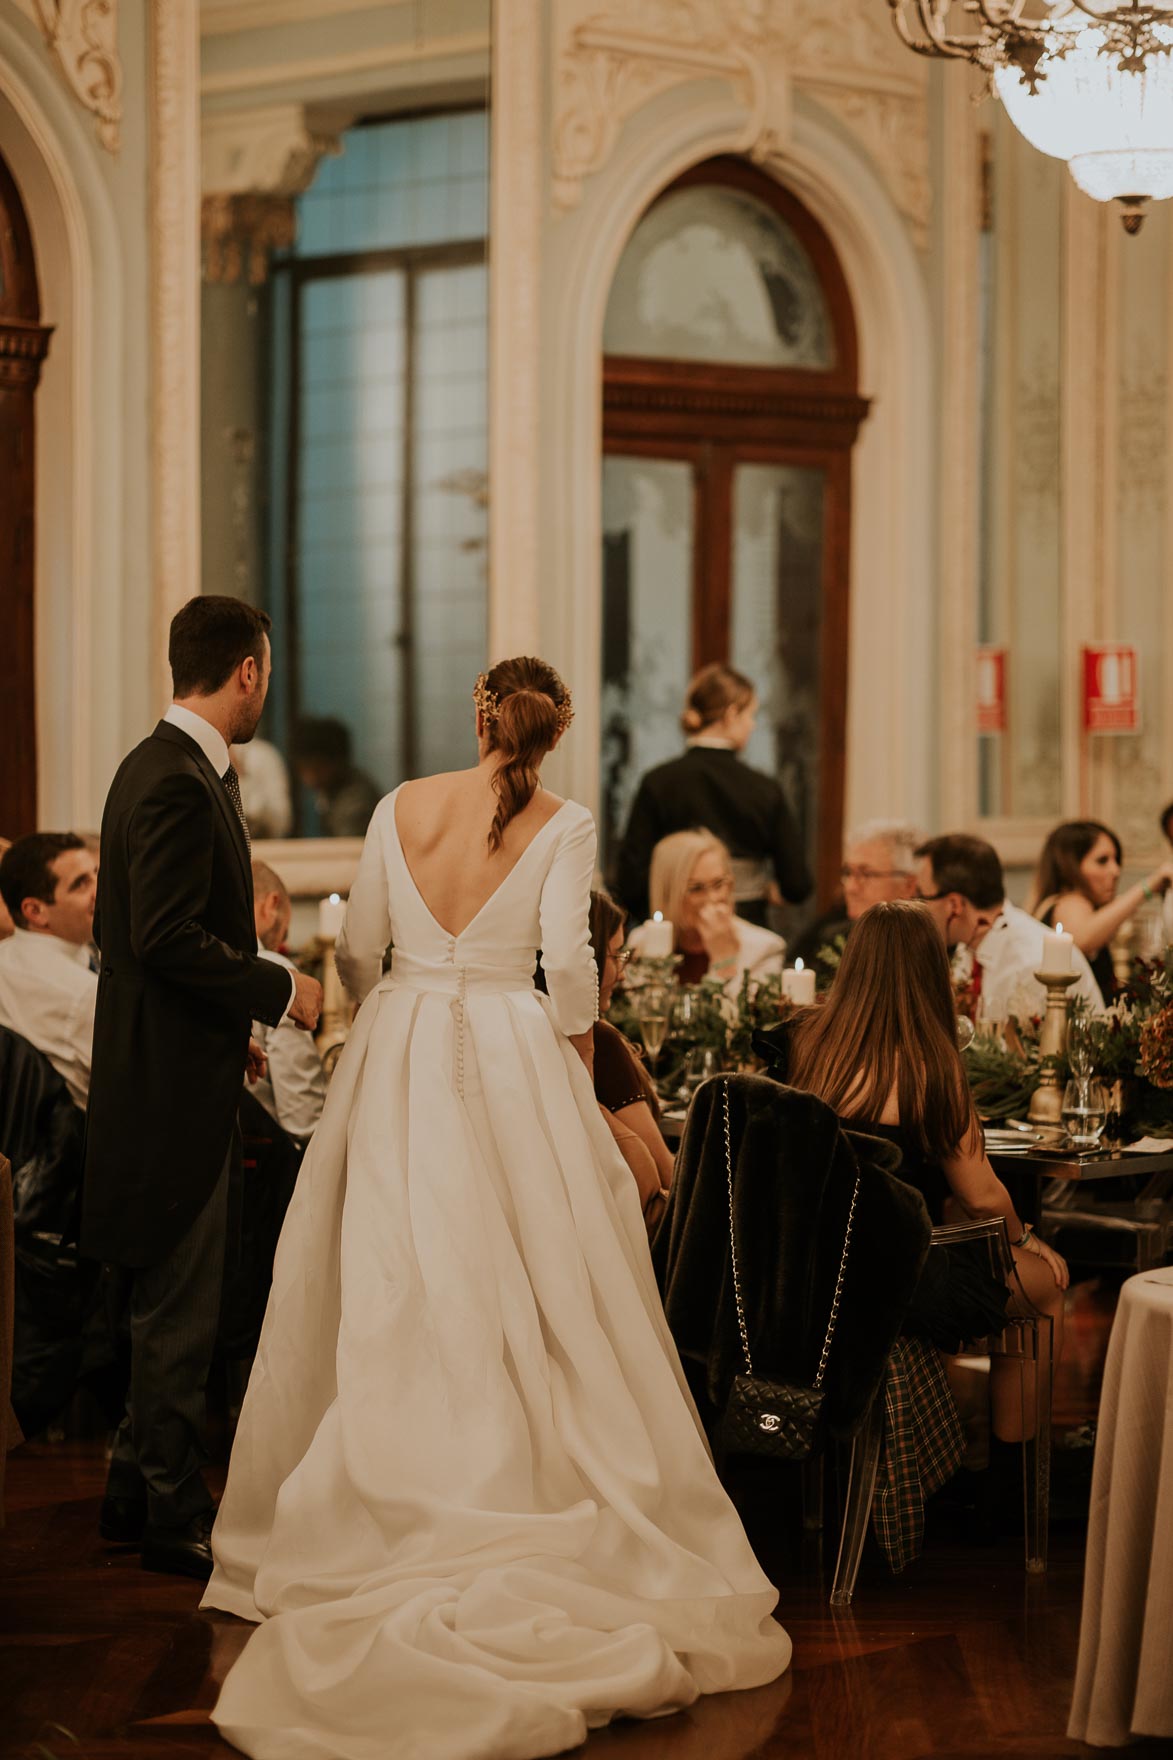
(716, 1080, 859, 1462)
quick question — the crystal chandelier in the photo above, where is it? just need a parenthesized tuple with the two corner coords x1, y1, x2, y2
(888, 1, 1173, 230)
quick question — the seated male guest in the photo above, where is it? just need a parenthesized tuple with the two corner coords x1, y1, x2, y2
(914, 833, 1103, 1020)
(0, 834, 99, 1109)
(790, 819, 921, 982)
(251, 860, 328, 1143)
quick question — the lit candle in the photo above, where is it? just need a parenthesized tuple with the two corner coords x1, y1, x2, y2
(318, 892, 346, 941)
(783, 958, 816, 1006)
(640, 912, 675, 961)
(1039, 922, 1073, 977)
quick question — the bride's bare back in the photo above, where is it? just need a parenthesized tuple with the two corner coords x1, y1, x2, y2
(394, 767, 566, 939)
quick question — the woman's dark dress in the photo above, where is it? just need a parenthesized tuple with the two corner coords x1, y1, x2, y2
(1040, 902, 1115, 1000)
(756, 1022, 1008, 1352)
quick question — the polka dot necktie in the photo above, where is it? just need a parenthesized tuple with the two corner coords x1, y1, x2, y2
(222, 764, 251, 856)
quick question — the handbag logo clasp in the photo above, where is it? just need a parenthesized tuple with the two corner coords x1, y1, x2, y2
(757, 1412, 782, 1434)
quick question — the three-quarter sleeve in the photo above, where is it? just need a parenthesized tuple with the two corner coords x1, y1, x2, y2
(538, 807, 600, 1036)
(335, 797, 393, 1006)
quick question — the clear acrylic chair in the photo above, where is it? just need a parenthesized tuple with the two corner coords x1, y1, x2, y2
(823, 1215, 1054, 1605)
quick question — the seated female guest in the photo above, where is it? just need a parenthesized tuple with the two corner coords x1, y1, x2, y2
(589, 890, 674, 1232)
(1030, 820, 1173, 1000)
(627, 830, 786, 999)
(759, 901, 1068, 1449)
(615, 663, 811, 925)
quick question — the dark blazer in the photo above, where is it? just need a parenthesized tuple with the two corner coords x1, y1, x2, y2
(652, 1074, 931, 1440)
(615, 745, 812, 922)
(82, 721, 292, 1269)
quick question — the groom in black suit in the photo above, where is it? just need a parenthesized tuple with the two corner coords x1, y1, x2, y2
(83, 596, 322, 1578)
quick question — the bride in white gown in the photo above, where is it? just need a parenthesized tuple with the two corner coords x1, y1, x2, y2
(202, 657, 790, 1760)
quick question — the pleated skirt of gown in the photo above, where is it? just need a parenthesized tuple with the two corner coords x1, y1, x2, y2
(202, 976, 790, 1760)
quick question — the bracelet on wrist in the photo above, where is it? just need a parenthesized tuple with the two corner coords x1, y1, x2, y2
(1013, 1223, 1034, 1248)
(1144, 882, 1154, 904)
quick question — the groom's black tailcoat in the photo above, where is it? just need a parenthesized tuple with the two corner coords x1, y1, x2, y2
(83, 720, 292, 1269)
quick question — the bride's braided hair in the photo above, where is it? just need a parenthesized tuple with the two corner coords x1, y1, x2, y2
(474, 658, 574, 853)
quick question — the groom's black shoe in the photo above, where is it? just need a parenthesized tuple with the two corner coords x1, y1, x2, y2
(141, 1510, 215, 1580)
(99, 1493, 147, 1547)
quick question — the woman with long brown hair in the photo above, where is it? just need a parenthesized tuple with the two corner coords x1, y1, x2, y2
(615, 662, 811, 926)
(204, 656, 789, 1759)
(1030, 819, 1173, 1000)
(761, 900, 1067, 1447)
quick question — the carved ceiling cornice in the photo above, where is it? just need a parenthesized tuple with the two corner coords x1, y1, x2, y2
(553, 0, 931, 245)
(35, 0, 123, 153)
(201, 104, 341, 198)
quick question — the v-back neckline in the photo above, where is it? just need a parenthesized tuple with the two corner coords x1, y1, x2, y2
(390, 789, 572, 941)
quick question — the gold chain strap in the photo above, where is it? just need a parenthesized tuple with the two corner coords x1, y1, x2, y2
(722, 1079, 859, 1389)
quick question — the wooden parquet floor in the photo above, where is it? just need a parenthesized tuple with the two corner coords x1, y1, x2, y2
(3, 1281, 1167, 1760)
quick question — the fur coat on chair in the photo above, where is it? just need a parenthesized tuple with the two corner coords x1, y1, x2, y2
(652, 1073, 932, 1439)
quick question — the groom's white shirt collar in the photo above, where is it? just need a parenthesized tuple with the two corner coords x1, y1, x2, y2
(163, 703, 230, 778)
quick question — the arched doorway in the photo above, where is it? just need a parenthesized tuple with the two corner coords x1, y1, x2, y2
(599, 156, 868, 906)
(0, 148, 51, 835)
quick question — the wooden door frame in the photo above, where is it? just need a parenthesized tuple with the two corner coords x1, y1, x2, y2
(0, 150, 53, 838)
(601, 158, 868, 903)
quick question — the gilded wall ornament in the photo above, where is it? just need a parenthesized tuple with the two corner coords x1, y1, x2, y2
(35, 0, 123, 153)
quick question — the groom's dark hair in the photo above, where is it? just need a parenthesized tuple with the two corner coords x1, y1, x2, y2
(169, 595, 272, 698)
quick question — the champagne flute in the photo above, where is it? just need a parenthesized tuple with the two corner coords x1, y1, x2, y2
(1067, 1012, 1095, 1080)
(636, 984, 671, 1081)
(1061, 1077, 1107, 1151)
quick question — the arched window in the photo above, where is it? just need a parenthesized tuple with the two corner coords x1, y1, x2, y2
(600, 157, 867, 906)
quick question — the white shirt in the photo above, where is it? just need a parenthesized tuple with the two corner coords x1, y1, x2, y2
(972, 900, 1104, 1023)
(163, 701, 230, 777)
(0, 931, 97, 1109)
(249, 946, 328, 1142)
(162, 703, 296, 1016)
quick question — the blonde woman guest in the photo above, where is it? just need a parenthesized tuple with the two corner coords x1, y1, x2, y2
(616, 664, 811, 925)
(627, 830, 786, 999)
(1030, 820, 1173, 1001)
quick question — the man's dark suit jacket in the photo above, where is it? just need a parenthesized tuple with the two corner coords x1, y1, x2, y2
(82, 720, 292, 1269)
(616, 745, 813, 923)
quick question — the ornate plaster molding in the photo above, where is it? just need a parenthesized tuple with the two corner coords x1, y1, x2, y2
(201, 104, 340, 198)
(553, 2, 791, 213)
(35, 0, 122, 153)
(552, 0, 930, 243)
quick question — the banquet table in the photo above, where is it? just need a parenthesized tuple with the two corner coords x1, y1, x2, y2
(1067, 1267, 1173, 1748)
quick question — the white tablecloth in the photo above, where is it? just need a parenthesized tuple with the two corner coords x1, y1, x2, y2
(1069, 1267, 1173, 1748)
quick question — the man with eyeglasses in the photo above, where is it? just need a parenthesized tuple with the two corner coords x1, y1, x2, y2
(914, 833, 1103, 1021)
(789, 821, 920, 978)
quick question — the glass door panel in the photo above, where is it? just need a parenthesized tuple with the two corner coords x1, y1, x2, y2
(729, 462, 826, 911)
(412, 261, 489, 778)
(600, 454, 695, 866)
(294, 269, 406, 830)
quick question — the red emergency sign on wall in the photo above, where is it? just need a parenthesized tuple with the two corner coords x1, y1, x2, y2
(976, 647, 1007, 734)
(1082, 646, 1139, 734)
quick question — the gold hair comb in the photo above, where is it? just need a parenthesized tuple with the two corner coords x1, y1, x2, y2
(474, 674, 575, 735)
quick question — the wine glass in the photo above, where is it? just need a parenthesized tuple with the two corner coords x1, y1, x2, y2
(685, 1046, 721, 1094)
(1061, 1078, 1108, 1151)
(1067, 1012, 1095, 1080)
(635, 984, 671, 1081)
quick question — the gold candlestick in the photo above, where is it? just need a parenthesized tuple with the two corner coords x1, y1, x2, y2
(1028, 969, 1079, 1126)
